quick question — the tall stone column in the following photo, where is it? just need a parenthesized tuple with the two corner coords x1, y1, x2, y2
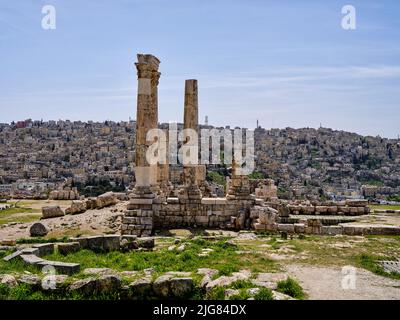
(179, 80, 205, 201)
(184, 80, 199, 132)
(123, 54, 161, 237)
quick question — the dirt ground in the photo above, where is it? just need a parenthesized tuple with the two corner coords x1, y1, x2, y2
(285, 264, 400, 300)
(0, 201, 124, 240)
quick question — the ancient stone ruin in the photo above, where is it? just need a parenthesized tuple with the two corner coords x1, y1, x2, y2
(121, 54, 398, 238)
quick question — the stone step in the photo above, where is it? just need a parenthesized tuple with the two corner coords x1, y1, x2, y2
(37, 260, 80, 275)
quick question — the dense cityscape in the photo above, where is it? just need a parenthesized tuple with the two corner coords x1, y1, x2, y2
(1, 119, 399, 202)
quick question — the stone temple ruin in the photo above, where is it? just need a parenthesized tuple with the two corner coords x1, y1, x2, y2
(121, 54, 398, 238)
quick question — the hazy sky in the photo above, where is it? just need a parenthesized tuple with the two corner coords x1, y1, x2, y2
(0, 0, 399, 138)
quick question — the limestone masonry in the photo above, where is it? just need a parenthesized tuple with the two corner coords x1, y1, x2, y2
(121, 54, 398, 237)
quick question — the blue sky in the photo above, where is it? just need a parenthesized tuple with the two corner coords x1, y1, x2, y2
(0, 0, 399, 138)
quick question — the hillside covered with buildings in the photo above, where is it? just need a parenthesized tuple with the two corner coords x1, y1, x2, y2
(0, 119, 399, 202)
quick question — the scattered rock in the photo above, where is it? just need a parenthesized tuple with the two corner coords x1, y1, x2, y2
(18, 274, 41, 289)
(153, 275, 194, 298)
(225, 288, 240, 298)
(205, 270, 251, 292)
(251, 273, 289, 290)
(197, 268, 218, 288)
(66, 201, 87, 215)
(272, 290, 295, 300)
(153, 275, 173, 297)
(69, 278, 97, 296)
(83, 268, 114, 276)
(128, 278, 152, 298)
(224, 240, 238, 249)
(1, 274, 17, 288)
(96, 275, 121, 293)
(42, 275, 69, 291)
(236, 232, 258, 240)
(96, 192, 118, 209)
(169, 278, 194, 297)
(29, 222, 50, 237)
(137, 237, 155, 249)
(247, 288, 260, 296)
(144, 268, 155, 275)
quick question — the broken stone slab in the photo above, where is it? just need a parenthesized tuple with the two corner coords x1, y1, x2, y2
(58, 242, 80, 255)
(30, 222, 50, 237)
(70, 237, 88, 249)
(86, 236, 104, 252)
(103, 235, 120, 252)
(3, 250, 24, 262)
(36, 260, 80, 275)
(3, 248, 40, 262)
(20, 254, 45, 265)
(32, 243, 54, 257)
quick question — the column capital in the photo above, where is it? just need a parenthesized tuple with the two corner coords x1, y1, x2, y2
(151, 71, 161, 86)
(135, 62, 153, 79)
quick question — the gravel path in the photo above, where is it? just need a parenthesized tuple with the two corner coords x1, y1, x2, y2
(285, 264, 400, 300)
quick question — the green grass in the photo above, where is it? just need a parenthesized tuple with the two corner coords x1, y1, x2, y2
(230, 280, 256, 289)
(355, 254, 400, 280)
(206, 286, 226, 300)
(42, 239, 278, 277)
(228, 290, 251, 300)
(276, 277, 305, 300)
(254, 288, 274, 300)
(369, 205, 400, 211)
(0, 252, 42, 275)
(0, 283, 124, 300)
(0, 206, 41, 225)
(0, 207, 39, 215)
